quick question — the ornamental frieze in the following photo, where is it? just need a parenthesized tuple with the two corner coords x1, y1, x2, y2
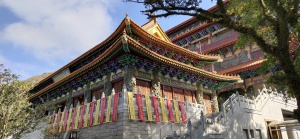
(72, 88, 86, 97)
(90, 79, 105, 90)
(112, 71, 124, 81)
(136, 71, 152, 80)
(135, 37, 207, 68)
(161, 76, 196, 90)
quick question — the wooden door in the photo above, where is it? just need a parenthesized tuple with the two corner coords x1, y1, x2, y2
(73, 95, 84, 106)
(203, 94, 212, 114)
(136, 79, 151, 95)
(113, 80, 124, 93)
(185, 90, 193, 103)
(173, 87, 184, 102)
(91, 87, 104, 100)
(163, 85, 173, 99)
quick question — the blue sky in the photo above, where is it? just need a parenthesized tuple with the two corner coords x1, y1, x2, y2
(0, 0, 216, 80)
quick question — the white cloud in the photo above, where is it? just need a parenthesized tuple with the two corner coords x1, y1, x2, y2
(0, 0, 119, 64)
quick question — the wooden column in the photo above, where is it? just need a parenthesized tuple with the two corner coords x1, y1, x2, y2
(104, 72, 112, 96)
(124, 67, 136, 92)
(66, 92, 73, 109)
(196, 83, 204, 104)
(212, 90, 219, 112)
(84, 83, 91, 103)
(151, 71, 161, 97)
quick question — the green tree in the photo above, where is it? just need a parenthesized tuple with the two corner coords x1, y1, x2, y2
(128, 0, 300, 120)
(0, 64, 46, 139)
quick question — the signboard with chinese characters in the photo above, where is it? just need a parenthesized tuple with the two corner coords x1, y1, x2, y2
(52, 68, 70, 82)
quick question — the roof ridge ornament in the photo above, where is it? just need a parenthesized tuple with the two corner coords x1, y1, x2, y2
(121, 30, 130, 53)
(125, 12, 132, 34)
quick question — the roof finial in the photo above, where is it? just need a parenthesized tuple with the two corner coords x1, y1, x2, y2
(126, 12, 128, 17)
(150, 12, 157, 23)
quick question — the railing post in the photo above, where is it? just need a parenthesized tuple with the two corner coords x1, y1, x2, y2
(230, 97, 233, 115)
(160, 128, 161, 139)
(223, 104, 226, 120)
(236, 91, 240, 107)
(122, 84, 127, 107)
(188, 119, 192, 139)
(200, 110, 205, 129)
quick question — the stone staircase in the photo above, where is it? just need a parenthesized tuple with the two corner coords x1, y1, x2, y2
(163, 85, 297, 139)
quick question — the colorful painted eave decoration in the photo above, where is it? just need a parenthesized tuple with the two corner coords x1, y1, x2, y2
(124, 36, 241, 82)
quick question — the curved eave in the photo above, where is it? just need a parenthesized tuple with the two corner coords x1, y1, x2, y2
(126, 36, 241, 82)
(166, 17, 197, 35)
(170, 22, 214, 42)
(33, 19, 127, 88)
(166, 0, 230, 35)
(218, 59, 265, 74)
(202, 39, 237, 54)
(29, 39, 123, 100)
(130, 20, 222, 62)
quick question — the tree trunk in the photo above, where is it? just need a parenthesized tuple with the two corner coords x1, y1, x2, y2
(276, 49, 300, 121)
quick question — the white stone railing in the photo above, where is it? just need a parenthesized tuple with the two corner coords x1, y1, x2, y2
(182, 85, 298, 139)
(213, 85, 296, 125)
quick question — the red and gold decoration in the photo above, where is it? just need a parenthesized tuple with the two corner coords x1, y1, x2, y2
(136, 93, 144, 121)
(128, 92, 136, 120)
(152, 96, 160, 122)
(105, 95, 112, 123)
(100, 97, 107, 124)
(145, 95, 153, 121)
(173, 100, 180, 123)
(94, 99, 101, 125)
(166, 99, 174, 123)
(89, 101, 96, 127)
(160, 97, 168, 122)
(79, 105, 86, 128)
(84, 103, 90, 127)
(112, 93, 119, 122)
(179, 101, 187, 124)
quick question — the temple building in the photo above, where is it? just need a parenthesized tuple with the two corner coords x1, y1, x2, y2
(29, 15, 241, 114)
(26, 5, 299, 139)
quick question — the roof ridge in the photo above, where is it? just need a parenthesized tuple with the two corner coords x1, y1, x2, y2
(32, 18, 127, 88)
(129, 19, 222, 61)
